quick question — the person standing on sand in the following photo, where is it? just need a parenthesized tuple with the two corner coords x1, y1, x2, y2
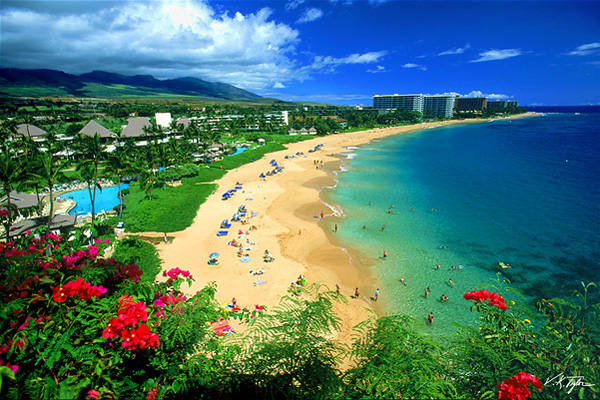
(354, 287, 360, 298)
(320, 211, 324, 219)
(374, 288, 380, 301)
(336, 284, 340, 293)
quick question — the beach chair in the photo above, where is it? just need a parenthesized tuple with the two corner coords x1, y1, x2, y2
(220, 219, 231, 228)
(216, 230, 229, 237)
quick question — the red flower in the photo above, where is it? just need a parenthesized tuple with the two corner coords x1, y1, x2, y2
(498, 372, 542, 400)
(52, 286, 68, 303)
(103, 298, 159, 350)
(464, 290, 507, 310)
(52, 278, 106, 303)
(147, 387, 158, 400)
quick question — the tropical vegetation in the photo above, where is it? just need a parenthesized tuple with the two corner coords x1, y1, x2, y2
(0, 226, 597, 399)
(3, 100, 590, 400)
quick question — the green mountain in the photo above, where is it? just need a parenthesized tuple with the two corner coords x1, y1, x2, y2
(0, 68, 263, 101)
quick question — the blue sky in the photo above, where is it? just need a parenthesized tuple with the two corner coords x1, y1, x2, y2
(1, 0, 599, 106)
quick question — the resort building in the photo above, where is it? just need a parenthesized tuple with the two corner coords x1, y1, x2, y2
(79, 120, 115, 144)
(423, 95, 455, 119)
(373, 94, 456, 119)
(155, 113, 172, 128)
(487, 100, 519, 110)
(454, 97, 488, 113)
(16, 124, 47, 142)
(373, 94, 424, 112)
(121, 117, 151, 139)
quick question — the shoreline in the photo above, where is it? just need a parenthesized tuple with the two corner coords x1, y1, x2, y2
(154, 113, 539, 340)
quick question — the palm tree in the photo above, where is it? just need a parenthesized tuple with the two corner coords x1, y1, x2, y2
(77, 162, 101, 222)
(76, 133, 105, 231)
(139, 169, 157, 201)
(154, 139, 170, 192)
(0, 119, 18, 145)
(31, 152, 67, 232)
(105, 147, 131, 221)
(0, 148, 25, 240)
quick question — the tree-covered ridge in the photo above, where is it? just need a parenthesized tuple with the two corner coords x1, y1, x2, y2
(0, 226, 597, 400)
(0, 68, 262, 101)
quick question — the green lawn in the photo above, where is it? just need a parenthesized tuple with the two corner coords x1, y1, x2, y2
(120, 142, 289, 232)
(122, 181, 217, 232)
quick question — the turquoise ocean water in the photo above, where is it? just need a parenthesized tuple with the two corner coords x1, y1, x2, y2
(324, 114, 600, 335)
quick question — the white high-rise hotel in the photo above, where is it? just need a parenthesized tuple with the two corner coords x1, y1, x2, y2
(373, 94, 455, 118)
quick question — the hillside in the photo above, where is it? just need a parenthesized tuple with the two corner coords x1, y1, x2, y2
(0, 68, 263, 101)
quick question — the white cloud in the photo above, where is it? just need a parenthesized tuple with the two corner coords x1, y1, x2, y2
(463, 90, 510, 100)
(438, 43, 471, 56)
(264, 91, 374, 103)
(273, 81, 286, 89)
(367, 65, 386, 73)
(470, 49, 521, 62)
(566, 42, 600, 56)
(286, 0, 306, 11)
(0, 0, 301, 91)
(305, 51, 387, 74)
(402, 63, 427, 71)
(297, 8, 324, 23)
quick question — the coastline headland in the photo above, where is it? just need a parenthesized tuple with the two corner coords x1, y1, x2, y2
(155, 114, 538, 341)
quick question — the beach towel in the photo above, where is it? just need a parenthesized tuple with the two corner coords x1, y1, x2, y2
(240, 256, 252, 263)
(253, 280, 266, 285)
(211, 320, 232, 336)
(216, 230, 229, 236)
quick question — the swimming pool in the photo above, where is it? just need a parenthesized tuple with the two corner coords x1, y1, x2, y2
(228, 147, 248, 156)
(60, 184, 129, 216)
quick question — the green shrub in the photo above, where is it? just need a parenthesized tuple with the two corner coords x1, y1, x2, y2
(112, 237, 162, 283)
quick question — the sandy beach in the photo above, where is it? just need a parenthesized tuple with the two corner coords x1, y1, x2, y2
(154, 114, 537, 341)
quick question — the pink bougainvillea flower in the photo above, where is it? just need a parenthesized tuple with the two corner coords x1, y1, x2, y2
(0, 360, 19, 374)
(86, 389, 100, 400)
(498, 371, 542, 400)
(163, 267, 193, 280)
